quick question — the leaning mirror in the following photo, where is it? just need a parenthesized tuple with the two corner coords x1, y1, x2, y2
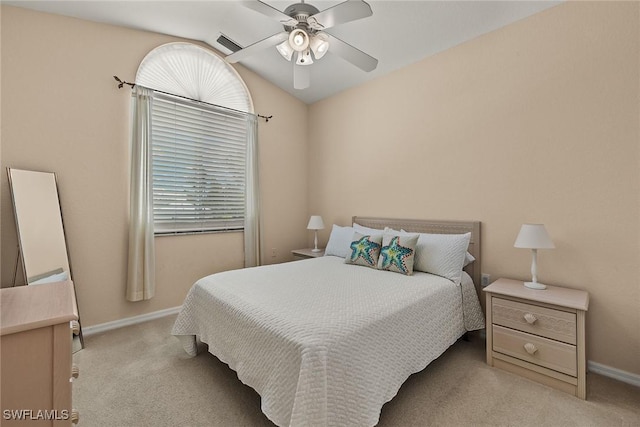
(7, 168, 84, 349)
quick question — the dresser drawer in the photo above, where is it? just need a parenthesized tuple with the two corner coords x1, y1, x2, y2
(492, 325, 577, 376)
(492, 297, 577, 344)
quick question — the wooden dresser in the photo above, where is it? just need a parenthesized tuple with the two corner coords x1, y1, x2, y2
(1, 281, 79, 426)
(484, 278, 589, 399)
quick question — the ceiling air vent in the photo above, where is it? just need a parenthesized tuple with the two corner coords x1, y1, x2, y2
(216, 34, 243, 54)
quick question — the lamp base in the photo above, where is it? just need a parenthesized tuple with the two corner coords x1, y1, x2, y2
(524, 281, 547, 290)
(311, 248, 322, 253)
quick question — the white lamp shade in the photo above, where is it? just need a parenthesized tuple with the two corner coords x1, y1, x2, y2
(276, 40, 294, 61)
(310, 33, 329, 60)
(307, 215, 325, 230)
(289, 28, 310, 52)
(514, 224, 555, 249)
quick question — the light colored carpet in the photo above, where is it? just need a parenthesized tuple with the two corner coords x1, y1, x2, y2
(73, 315, 640, 426)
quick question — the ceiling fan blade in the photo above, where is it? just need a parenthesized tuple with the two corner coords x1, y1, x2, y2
(307, 0, 372, 31)
(325, 33, 378, 72)
(226, 32, 289, 64)
(293, 65, 310, 90)
(241, 0, 298, 27)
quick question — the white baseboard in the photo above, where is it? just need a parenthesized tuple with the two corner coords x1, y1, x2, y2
(82, 306, 181, 337)
(588, 361, 640, 388)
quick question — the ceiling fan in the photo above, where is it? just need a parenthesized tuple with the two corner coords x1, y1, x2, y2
(226, 0, 378, 90)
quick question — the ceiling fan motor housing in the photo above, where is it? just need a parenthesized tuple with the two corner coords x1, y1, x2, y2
(283, 3, 320, 31)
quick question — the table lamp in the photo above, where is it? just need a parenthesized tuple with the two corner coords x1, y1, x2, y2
(514, 224, 555, 289)
(307, 215, 325, 252)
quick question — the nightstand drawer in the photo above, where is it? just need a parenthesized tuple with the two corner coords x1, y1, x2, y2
(492, 297, 577, 344)
(493, 325, 577, 376)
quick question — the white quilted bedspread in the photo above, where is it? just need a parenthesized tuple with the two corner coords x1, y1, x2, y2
(172, 256, 484, 427)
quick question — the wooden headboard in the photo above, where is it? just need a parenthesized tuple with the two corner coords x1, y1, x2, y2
(352, 216, 482, 299)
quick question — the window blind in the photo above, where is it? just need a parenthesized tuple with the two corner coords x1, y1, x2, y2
(151, 93, 247, 234)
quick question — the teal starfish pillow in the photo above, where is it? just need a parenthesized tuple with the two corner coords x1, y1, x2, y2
(377, 232, 419, 275)
(345, 232, 382, 269)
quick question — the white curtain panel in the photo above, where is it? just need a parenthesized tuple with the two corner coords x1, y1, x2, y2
(244, 115, 262, 267)
(127, 86, 156, 301)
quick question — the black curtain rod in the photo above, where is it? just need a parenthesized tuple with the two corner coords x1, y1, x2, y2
(113, 76, 273, 122)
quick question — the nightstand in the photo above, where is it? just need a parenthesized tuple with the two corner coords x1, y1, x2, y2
(291, 248, 325, 260)
(484, 278, 589, 399)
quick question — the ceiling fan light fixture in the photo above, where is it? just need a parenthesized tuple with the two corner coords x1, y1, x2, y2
(234, 0, 378, 90)
(276, 40, 294, 61)
(296, 49, 313, 65)
(289, 28, 310, 52)
(309, 32, 330, 60)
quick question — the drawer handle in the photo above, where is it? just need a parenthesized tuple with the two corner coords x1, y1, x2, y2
(71, 365, 80, 379)
(70, 320, 80, 335)
(71, 409, 79, 424)
(524, 343, 538, 355)
(523, 313, 537, 324)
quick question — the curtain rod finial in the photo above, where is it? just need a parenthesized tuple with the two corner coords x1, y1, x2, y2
(114, 75, 136, 89)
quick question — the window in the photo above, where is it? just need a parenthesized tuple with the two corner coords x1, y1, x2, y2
(152, 94, 248, 234)
(134, 42, 254, 235)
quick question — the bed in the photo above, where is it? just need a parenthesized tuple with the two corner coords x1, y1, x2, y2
(172, 217, 485, 427)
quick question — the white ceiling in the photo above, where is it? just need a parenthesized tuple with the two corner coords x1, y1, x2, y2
(6, 1, 561, 104)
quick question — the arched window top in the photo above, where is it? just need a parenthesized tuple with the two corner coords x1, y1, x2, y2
(135, 42, 254, 114)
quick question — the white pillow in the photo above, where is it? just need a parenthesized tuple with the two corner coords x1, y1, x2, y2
(399, 230, 471, 284)
(463, 252, 475, 267)
(401, 229, 474, 268)
(324, 224, 356, 258)
(352, 222, 384, 236)
(352, 223, 400, 236)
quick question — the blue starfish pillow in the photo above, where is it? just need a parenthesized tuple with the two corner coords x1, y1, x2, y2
(345, 232, 382, 269)
(377, 232, 419, 275)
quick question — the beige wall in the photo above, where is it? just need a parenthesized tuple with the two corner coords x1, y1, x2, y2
(0, 6, 309, 325)
(309, 2, 639, 374)
(0, 4, 3, 284)
(2, 2, 638, 376)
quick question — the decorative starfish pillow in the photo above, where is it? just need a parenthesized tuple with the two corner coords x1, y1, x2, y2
(345, 232, 382, 269)
(377, 232, 419, 275)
